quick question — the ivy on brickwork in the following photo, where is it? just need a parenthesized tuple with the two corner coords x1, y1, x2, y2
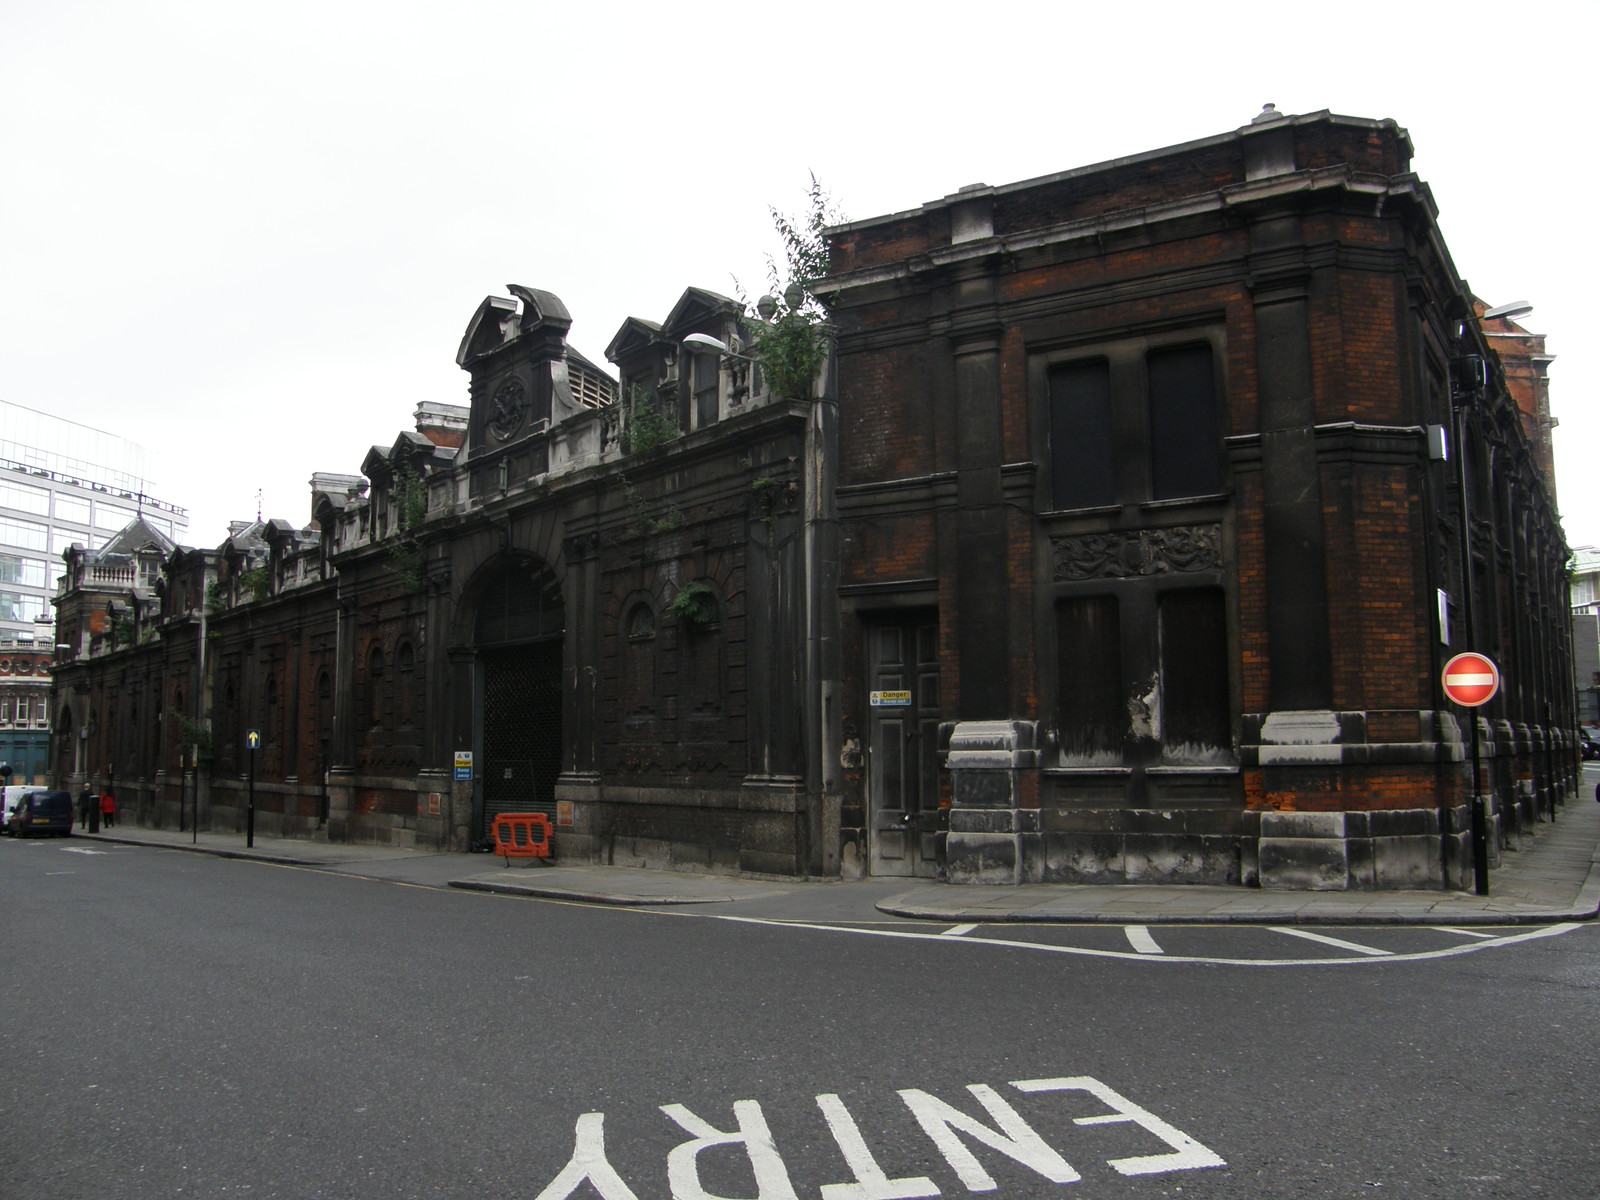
(239, 566, 270, 603)
(176, 714, 213, 770)
(386, 465, 429, 592)
(665, 581, 718, 627)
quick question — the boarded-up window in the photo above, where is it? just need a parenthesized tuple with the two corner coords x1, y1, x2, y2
(1056, 595, 1124, 761)
(1159, 587, 1231, 761)
(624, 603, 655, 715)
(681, 594, 722, 717)
(367, 646, 386, 729)
(692, 352, 719, 430)
(1048, 358, 1114, 510)
(1148, 344, 1220, 501)
(396, 642, 416, 728)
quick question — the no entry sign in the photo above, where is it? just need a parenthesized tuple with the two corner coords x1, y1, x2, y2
(1442, 652, 1499, 707)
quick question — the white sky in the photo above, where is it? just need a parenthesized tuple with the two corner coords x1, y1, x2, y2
(4, 2, 1596, 548)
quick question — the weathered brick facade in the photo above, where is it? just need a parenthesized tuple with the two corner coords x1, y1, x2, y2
(819, 106, 1574, 889)
(49, 107, 1574, 891)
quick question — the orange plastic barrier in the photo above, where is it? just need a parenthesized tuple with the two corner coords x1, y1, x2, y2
(488, 812, 552, 862)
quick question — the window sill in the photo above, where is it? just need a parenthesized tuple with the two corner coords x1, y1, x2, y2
(1139, 492, 1230, 511)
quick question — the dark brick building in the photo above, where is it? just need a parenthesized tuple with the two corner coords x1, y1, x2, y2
(819, 105, 1573, 888)
(49, 107, 1574, 891)
(52, 283, 841, 875)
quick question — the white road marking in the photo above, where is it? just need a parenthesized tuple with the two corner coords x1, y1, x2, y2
(900, 1084, 1080, 1189)
(1268, 927, 1392, 956)
(1015, 1076, 1226, 1176)
(662, 1101, 797, 1200)
(940, 923, 977, 938)
(1124, 925, 1164, 955)
(817, 1093, 937, 1200)
(536, 1078, 1223, 1198)
(684, 913, 1588, 967)
(533, 1112, 639, 1200)
(1432, 926, 1499, 940)
(62, 847, 106, 856)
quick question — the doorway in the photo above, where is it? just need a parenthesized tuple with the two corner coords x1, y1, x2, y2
(472, 556, 566, 837)
(480, 640, 563, 827)
(865, 614, 941, 878)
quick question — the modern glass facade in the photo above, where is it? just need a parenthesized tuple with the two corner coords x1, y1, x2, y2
(0, 400, 188, 779)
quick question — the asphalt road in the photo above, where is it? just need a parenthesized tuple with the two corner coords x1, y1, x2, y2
(2, 837, 1597, 1199)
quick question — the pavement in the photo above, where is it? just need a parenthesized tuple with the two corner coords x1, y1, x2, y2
(62, 776, 1600, 926)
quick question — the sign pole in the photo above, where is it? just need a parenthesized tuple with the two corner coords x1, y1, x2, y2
(246, 729, 260, 848)
(1442, 652, 1499, 896)
(1469, 713, 1488, 896)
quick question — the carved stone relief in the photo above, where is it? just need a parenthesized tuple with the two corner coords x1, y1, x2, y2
(1051, 524, 1221, 581)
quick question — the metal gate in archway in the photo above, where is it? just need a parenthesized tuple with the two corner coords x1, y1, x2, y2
(481, 640, 563, 826)
(474, 557, 565, 832)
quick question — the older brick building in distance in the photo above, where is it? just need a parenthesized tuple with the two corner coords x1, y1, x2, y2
(50, 106, 1573, 890)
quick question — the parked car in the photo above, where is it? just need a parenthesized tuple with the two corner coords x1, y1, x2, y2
(1581, 727, 1600, 762)
(5, 790, 73, 837)
(2, 784, 35, 834)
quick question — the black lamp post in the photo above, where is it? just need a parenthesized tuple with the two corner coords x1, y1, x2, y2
(1450, 299, 1533, 896)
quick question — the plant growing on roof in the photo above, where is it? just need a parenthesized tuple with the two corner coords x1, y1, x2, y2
(238, 566, 270, 603)
(744, 174, 841, 400)
(621, 386, 680, 456)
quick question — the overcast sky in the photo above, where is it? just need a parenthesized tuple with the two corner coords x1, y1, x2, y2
(4, 2, 1595, 549)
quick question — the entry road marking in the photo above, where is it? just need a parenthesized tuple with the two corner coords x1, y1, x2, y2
(941, 924, 977, 937)
(1124, 925, 1164, 955)
(1433, 926, 1499, 939)
(1267, 926, 1392, 956)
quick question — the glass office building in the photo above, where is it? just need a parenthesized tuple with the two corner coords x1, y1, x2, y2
(0, 400, 188, 783)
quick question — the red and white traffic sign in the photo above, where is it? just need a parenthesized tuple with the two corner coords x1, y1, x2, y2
(1442, 652, 1499, 707)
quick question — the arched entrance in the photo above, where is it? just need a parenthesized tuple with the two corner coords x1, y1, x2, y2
(474, 557, 564, 835)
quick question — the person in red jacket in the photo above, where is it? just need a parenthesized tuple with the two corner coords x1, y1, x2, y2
(100, 788, 117, 829)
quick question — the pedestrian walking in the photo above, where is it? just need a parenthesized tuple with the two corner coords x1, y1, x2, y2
(77, 785, 93, 830)
(100, 788, 117, 829)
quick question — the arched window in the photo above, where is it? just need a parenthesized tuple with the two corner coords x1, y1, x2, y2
(474, 558, 564, 646)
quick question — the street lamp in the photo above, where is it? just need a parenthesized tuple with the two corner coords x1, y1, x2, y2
(1451, 299, 1533, 895)
(1481, 299, 1533, 323)
(680, 332, 755, 362)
